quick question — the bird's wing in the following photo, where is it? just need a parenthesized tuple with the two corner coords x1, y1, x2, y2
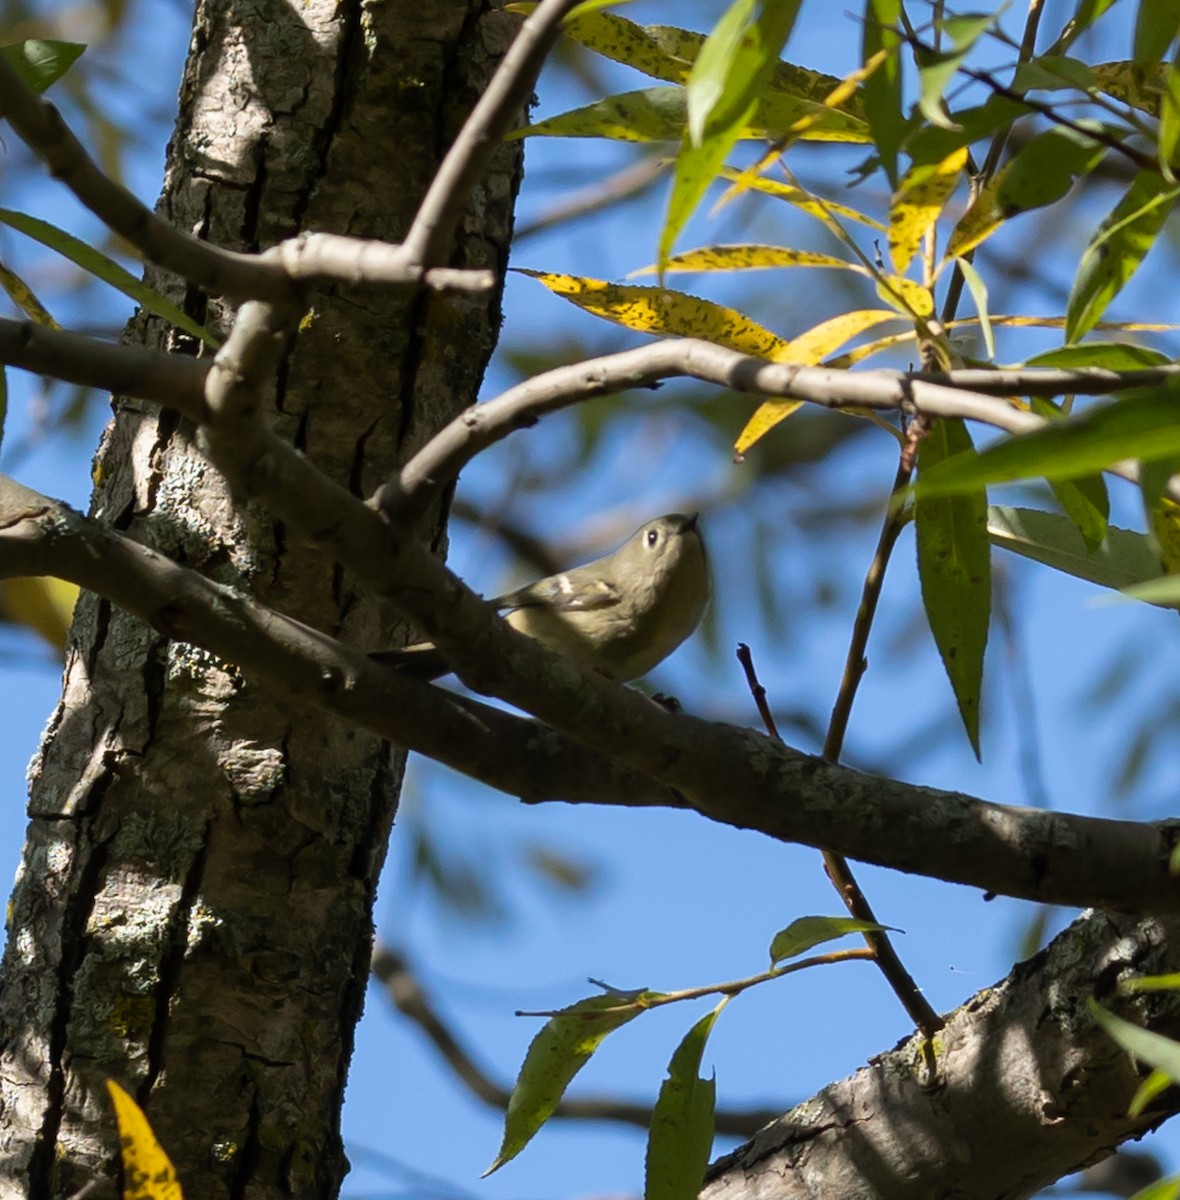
(494, 573, 621, 613)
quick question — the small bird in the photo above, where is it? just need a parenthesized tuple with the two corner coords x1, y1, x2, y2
(377, 513, 709, 683)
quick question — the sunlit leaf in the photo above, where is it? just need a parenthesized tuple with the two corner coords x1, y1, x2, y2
(733, 310, 903, 455)
(917, 385, 1180, 495)
(875, 274, 934, 319)
(1, 39, 84, 93)
(106, 1080, 184, 1200)
(768, 916, 890, 966)
(517, 269, 793, 358)
(917, 418, 990, 757)
(718, 169, 886, 229)
(516, 86, 867, 144)
(862, 0, 904, 186)
(488, 991, 657, 1173)
(0, 577, 80, 651)
(663, 0, 803, 266)
(787, 308, 903, 362)
(889, 146, 968, 273)
(987, 505, 1163, 594)
(1055, 0, 1123, 53)
(1159, 50, 1180, 176)
(639, 244, 869, 275)
(947, 126, 1107, 258)
(1022, 342, 1172, 370)
(915, 13, 994, 129)
(0, 210, 218, 347)
(644, 1002, 725, 1200)
(1066, 171, 1180, 342)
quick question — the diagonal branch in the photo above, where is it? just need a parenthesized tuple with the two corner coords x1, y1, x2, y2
(2, 473, 1179, 917)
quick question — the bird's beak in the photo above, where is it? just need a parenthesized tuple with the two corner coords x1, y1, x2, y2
(682, 513, 700, 534)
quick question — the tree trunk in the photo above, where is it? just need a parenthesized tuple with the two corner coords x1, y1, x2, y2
(0, 2, 521, 1197)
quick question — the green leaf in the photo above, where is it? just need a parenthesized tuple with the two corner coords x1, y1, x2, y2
(1066, 171, 1180, 342)
(994, 125, 1107, 214)
(906, 95, 1027, 167)
(1089, 997, 1180, 1086)
(666, 0, 802, 267)
(0, 39, 84, 93)
(987, 505, 1164, 593)
(955, 256, 994, 359)
(685, 0, 803, 145)
(1022, 341, 1172, 370)
(862, 0, 904, 186)
(1054, 0, 1122, 52)
(1133, 0, 1180, 66)
(686, 0, 757, 144)
(488, 991, 657, 1174)
(1117, 574, 1180, 606)
(1030, 397, 1110, 550)
(1161, 49, 1180, 174)
(0, 209, 219, 348)
(768, 916, 891, 966)
(917, 418, 990, 758)
(644, 1002, 726, 1200)
(915, 13, 994, 129)
(916, 384, 1180, 495)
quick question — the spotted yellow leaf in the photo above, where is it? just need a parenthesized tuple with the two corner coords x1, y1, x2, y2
(717, 168, 885, 230)
(889, 146, 968, 274)
(517, 269, 793, 359)
(875, 275, 935, 319)
(634, 244, 870, 276)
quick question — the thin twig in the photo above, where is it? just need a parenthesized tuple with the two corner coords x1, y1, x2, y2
(401, 0, 585, 268)
(741, 642, 942, 1036)
(370, 946, 781, 1137)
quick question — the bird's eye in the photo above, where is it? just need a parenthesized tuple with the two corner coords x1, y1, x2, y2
(646, 529, 659, 548)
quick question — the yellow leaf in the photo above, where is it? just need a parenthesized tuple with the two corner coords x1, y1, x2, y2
(718, 168, 885, 229)
(734, 399, 804, 455)
(0, 258, 59, 328)
(875, 274, 935, 319)
(787, 309, 905, 363)
(106, 1080, 184, 1200)
(633, 244, 869, 276)
(946, 166, 1010, 259)
(517, 270, 794, 359)
(888, 146, 968, 274)
(0, 576, 79, 650)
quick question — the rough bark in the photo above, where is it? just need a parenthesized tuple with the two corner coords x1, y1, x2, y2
(0, 2, 521, 1198)
(703, 910, 1180, 1200)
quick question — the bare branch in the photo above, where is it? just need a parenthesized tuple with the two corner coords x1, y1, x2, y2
(3, 475, 1179, 916)
(0, 59, 495, 304)
(370, 946, 781, 1138)
(401, 0, 584, 268)
(376, 337, 1180, 518)
(0, 318, 209, 416)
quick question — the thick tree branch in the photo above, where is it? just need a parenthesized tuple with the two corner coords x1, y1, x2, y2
(3, 474, 1179, 916)
(370, 946, 780, 1138)
(703, 909, 1180, 1200)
